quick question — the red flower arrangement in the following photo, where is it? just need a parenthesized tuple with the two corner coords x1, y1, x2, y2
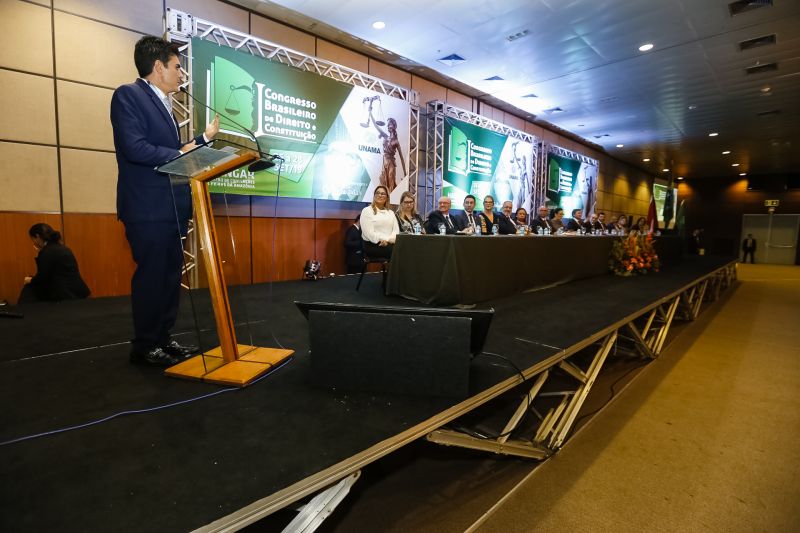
(609, 232, 661, 276)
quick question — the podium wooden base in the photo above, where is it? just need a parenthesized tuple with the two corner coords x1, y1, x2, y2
(165, 344, 294, 387)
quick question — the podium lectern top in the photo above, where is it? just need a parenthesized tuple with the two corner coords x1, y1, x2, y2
(157, 146, 257, 181)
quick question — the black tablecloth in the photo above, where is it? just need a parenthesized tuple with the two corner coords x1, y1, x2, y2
(386, 234, 617, 305)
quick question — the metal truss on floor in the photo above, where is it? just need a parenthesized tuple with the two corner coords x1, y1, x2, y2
(427, 261, 737, 459)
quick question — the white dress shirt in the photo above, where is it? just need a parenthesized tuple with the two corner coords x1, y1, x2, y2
(360, 206, 400, 244)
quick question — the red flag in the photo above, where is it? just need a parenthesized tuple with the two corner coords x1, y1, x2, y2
(647, 196, 657, 234)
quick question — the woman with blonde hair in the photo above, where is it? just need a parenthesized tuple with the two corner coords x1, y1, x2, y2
(360, 185, 400, 259)
(478, 195, 515, 235)
(395, 191, 424, 234)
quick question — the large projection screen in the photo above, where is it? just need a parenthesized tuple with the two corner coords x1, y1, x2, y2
(191, 37, 412, 204)
(441, 117, 535, 213)
(546, 151, 599, 216)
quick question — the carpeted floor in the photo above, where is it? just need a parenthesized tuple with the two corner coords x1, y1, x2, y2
(472, 263, 800, 533)
(0, 256, 735, 532)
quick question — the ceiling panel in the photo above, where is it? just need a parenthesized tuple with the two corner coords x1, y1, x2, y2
(229, 0, 800, 178)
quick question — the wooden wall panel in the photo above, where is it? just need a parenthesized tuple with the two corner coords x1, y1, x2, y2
(369, 59, 412, 91)
(60, 149, 119, 214)
(0, 70, 56, 144)
(0, 1, 53, 75)
(53, 0, 163, 35)
(411, 75, 447, 105)
(0, 142, 60, 212)
(502, 112, 526, 132)
(196, 216, 252, 288)
(446, 89, 472, 111)
(0, 212, 61, 304)
(62, 213, 134, 298)
(168, 0, 249, 33)
(250, 14, 315, 55)
(57, 81, 114, 150)
(252, 218, 314, 283)
(313, 219, 349, 276)
(316, 40, 368, 73)
(54, 11, 139, 88)
(524, 122, 544, 137)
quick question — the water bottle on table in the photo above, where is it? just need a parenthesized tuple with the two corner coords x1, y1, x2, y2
(438, 223, 446, 235)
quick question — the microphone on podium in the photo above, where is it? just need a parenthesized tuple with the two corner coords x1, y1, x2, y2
(178, 86, 282, 172)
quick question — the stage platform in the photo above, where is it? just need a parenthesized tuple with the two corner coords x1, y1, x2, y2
(0, 255, 735, 532)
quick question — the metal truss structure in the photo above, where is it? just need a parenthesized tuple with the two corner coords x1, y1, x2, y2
(422, 101, 538, 215)
(532, 141, 548, 210)
(546, 143, 599, 167)
(427, 261, 737, 459)
(164, 8, 420, 285)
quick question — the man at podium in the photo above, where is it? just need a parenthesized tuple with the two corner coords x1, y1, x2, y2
(111, 36, 219, 367)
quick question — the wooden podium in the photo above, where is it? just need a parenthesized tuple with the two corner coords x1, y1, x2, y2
(160, 148, 293, 386)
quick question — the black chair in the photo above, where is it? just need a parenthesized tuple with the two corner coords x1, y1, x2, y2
(356, 242, 389, 291)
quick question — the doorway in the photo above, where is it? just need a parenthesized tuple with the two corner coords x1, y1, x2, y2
(741, 214, 799, 265)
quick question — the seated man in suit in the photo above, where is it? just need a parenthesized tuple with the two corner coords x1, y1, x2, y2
(424, 196, 459, 234)
(565, 208, 585, 232)
(584, 212, 605, 233)
(455, 194, 481, 234)
(344, 214, 362, 274)
(530, 205, 554, 233)
(501, 200, 514, 221)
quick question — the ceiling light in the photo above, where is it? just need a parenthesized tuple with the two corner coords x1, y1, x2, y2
(372, 21, 385, 30)
(760, 86, 771, 93)
(688, 105, 697, 110)
(616, 144, 624, 148)
(677, 176, 684, 180)
(732, 163, 740, 167)
(709, 132, 719, 137)
(722, 150, 731, 154)
(507, 29, 531, 42)
(662, 168, 670, 172)
(638, 43, 654, 52)
(642, 158, 650, 162)
(739, 172, 747, 176)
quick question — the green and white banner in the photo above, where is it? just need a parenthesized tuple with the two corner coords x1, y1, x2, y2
(546, 152, 598, 215)
(442, 118, 534, 213)
(191, 37, 411, 203)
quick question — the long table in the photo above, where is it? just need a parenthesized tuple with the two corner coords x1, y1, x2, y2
(386, 233, 617, 305)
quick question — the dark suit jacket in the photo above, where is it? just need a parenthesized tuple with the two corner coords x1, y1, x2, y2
(29, 243, 90, 301)
(585, 220, 605, 232)
(742, 238, 756, 252)
(478, 211, 515, 235)
(454, 210, 481, 232)
(110, 79, 204, 224)
(424, 210, 459, 234)
(345, 224, 363, 268)
(530, 216, 553, 233)
(565, 218, 585, 232)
